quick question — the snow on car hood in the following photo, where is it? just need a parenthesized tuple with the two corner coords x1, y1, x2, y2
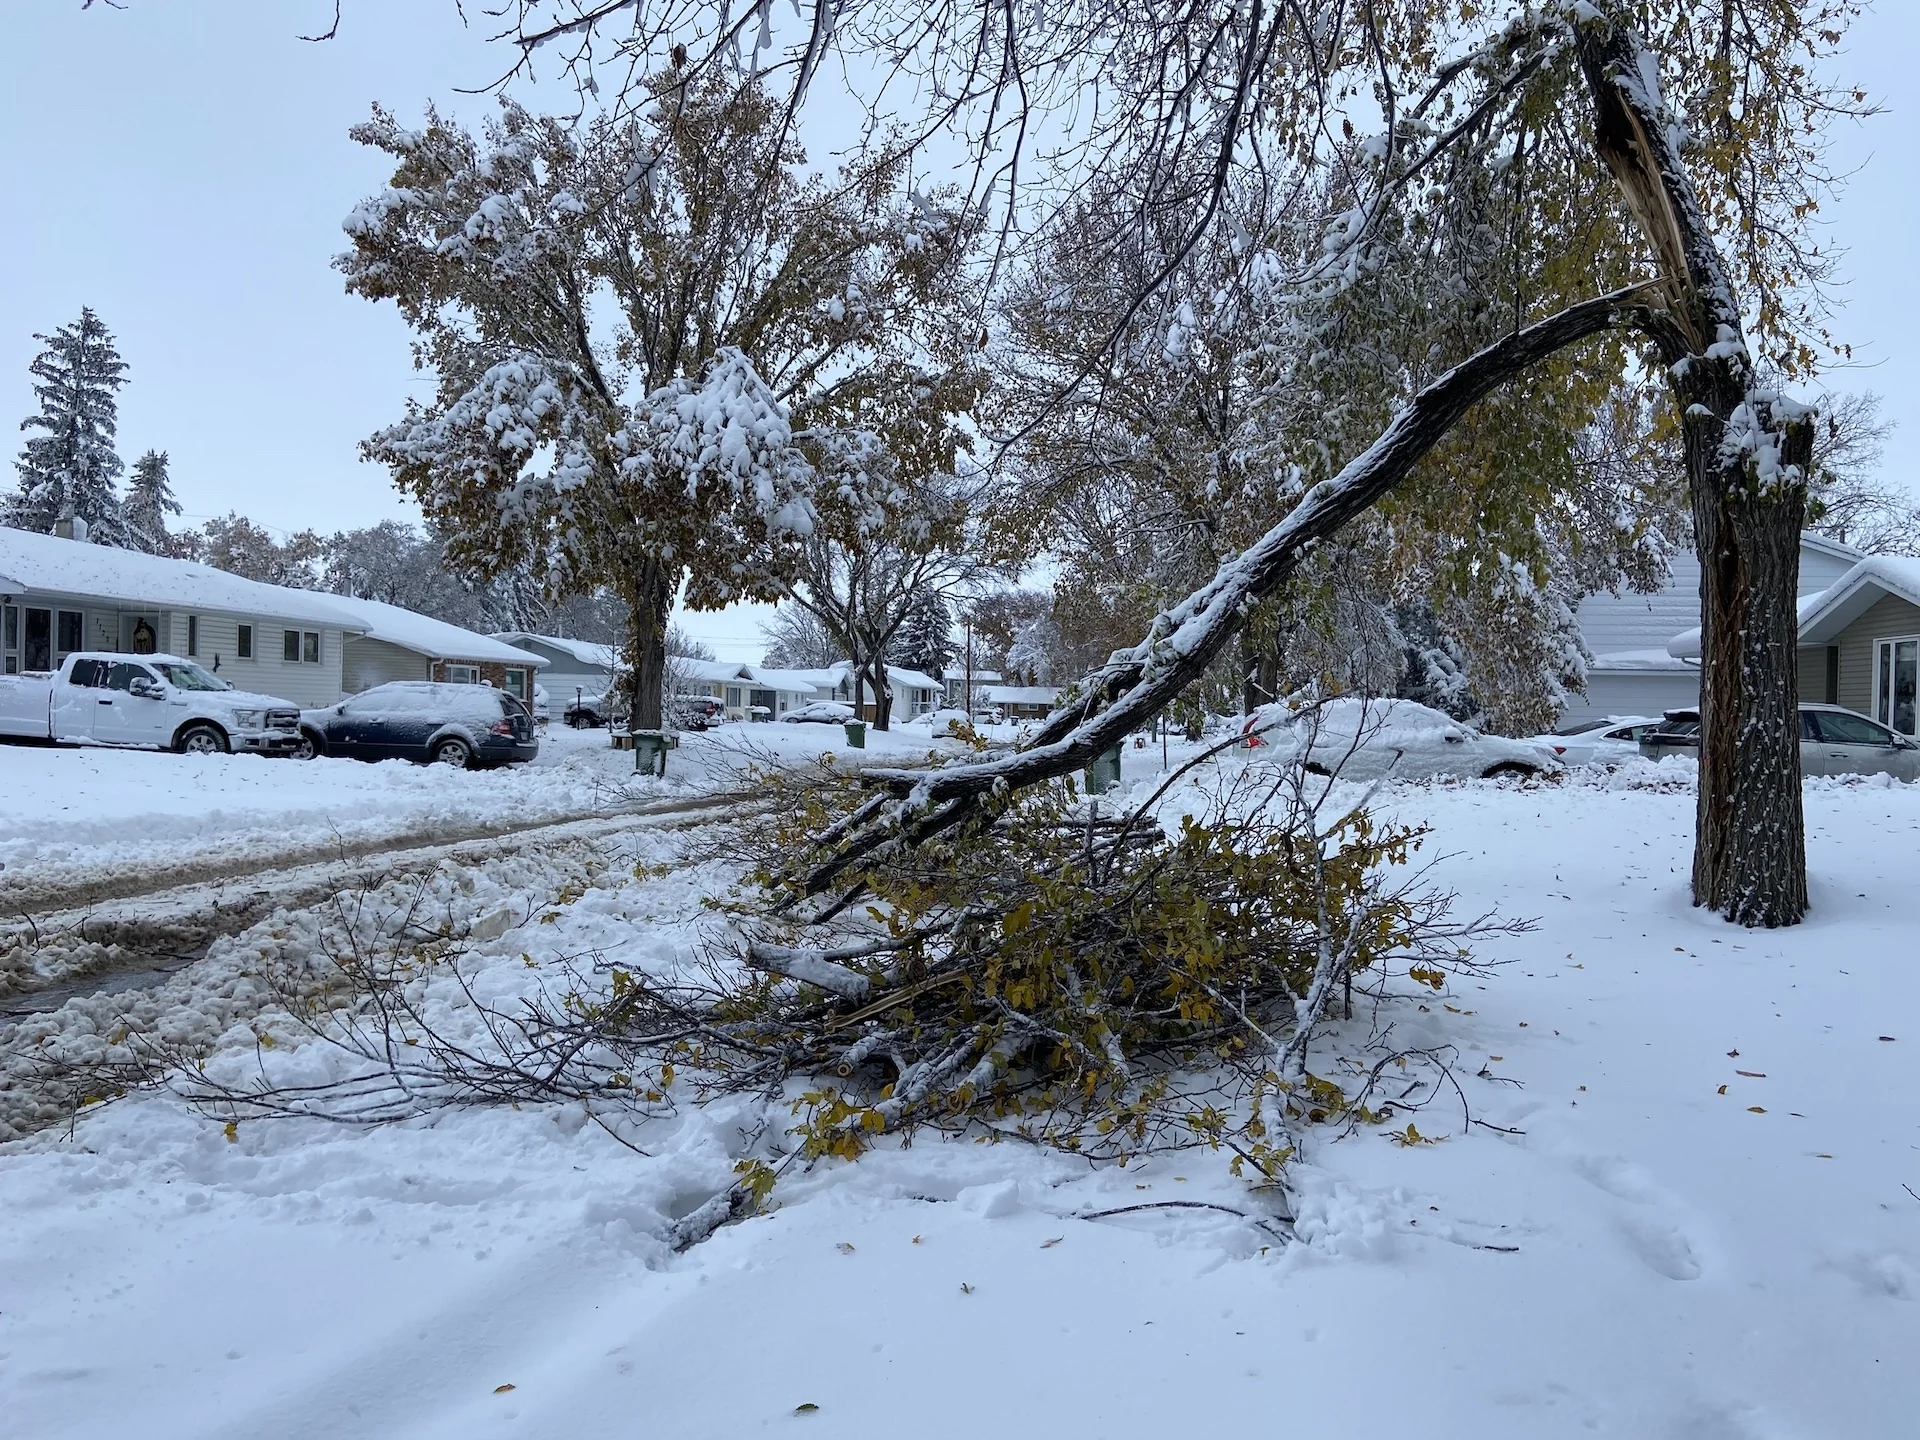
(197, 687, 300, 713)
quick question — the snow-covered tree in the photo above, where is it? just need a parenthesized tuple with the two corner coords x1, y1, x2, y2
(181, 513, 324, 588)
(322, 520, 485, 626)
(892, 589, 953, 681)
(123, 449, 182, 554)
(340, 69, 979, 729)
(7, 308, 131, 544)
(760, 606, 842, 669)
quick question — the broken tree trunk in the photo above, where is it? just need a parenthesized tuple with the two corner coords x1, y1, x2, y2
(1575, 11, 1814, 927)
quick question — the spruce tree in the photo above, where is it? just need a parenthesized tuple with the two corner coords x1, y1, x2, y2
(7, 308, 130, 543)
(894, 588, 954, 680)
(124, 449, 182, 554)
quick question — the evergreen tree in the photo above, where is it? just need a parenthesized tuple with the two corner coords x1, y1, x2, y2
(7, 308, 131, 543)
(124, 449, 182, 554)
(893, 588, 954, 679)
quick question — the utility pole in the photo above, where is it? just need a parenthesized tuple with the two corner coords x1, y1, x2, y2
(964, 618, 973, 715)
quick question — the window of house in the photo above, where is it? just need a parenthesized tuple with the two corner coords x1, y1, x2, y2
(503, 669, 527, 700)
(303, 631, 320, 664)
(1874, 637, 1920, 737)
(3, 604, 15, 674)
(237, 624, 253, 659)
(284, 629, 301, 662)
(186, 615, 199, 657)
(445, 663, 480, 684)
(725, 685, 742, 707)
(57, 610, 83, 656)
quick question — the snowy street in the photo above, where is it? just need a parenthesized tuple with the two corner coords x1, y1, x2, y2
(2, 755, 1916, 1438)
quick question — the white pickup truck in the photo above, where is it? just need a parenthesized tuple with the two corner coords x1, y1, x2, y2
(0, 651, 304, 755)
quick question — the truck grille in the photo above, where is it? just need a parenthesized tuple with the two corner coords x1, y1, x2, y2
(266, 709, 299, 730)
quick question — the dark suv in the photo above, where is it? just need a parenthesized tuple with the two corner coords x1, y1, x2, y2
(295, 683, 540, 767)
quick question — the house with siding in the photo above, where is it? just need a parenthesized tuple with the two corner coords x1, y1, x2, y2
(489, 633, 619, 711)
(335, 598, 545, 706)
(1669, 555, 1920, 735)
(0, 525, 545, 709)
(0, 524, 363, 707)
(673, 659, 824, 720)
(784, 662, 942, 721)
(1562, 532, 1861, 727)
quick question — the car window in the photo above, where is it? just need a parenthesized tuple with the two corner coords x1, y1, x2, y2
(105, 662, 158, 692)
(67, 658, 108, 688)
(1799, 712, 1820, 741)
(1813, 711, 1896, 746)
(1557, 720, 1613, 737)
(151, 660, 229, 692)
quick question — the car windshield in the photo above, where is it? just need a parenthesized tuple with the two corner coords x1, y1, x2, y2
(152, 661, 230, 691)
(1556, 720, 1613, 737)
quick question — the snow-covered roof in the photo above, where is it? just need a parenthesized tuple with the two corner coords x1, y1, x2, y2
(333, 596, 547, 667)
(1666, 555, 1920, 659)
(942, 665, 1002, 683)
(778, 661, 941, 694)
(746, 666, 831, 695)
(888, 666, 942, 693)
(491, 632, 619, 671)
(984, 685, 1063, 706)
(675, 657, 754, 685)
(0, 526, 364, 629)
(1589, 648, 1697, 673)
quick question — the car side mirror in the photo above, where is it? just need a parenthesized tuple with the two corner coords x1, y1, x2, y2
(128, 677, 161, 699)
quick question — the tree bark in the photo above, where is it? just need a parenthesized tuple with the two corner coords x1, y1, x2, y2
(624, 560, 674, 732)
(1574, 12, 1814, 926)
(1689, 418, 1813, 925)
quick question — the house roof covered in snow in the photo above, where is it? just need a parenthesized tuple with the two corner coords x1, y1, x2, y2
(490, 632, 619, 671)
(0, 526, 366, 629)
(746, 666, 830, 695)
(1665, 555, 1920, 659)
(943, 665, 1002, 683)
(334, 597, 547, 667)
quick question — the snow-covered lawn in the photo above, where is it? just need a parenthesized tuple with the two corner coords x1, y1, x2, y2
(3, 761, 1917, 1437)
(0, 719, 964, 901)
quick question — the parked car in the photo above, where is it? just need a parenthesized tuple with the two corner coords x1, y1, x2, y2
(0, 651, 302, 755)
(671, 694, 724, 730)
(1245, 697, 1564, 782)
(564, 689, 625, 729)
(781, 700, 856, 725)
(295, 682, 539, 767)
(1530, 715, 1664, 767)
(1639, 704, 1920, 780)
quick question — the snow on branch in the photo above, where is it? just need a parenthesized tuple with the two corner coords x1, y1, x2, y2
(790, 283, 1649, 898)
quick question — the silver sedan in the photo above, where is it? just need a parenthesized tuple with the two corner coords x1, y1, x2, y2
(1640, 704, 1920, 780)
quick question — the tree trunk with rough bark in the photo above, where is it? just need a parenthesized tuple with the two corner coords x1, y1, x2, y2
(1574, 12, 1814, 927)
(624, 560, 674, 733)
(1688, 418, 1813, 925)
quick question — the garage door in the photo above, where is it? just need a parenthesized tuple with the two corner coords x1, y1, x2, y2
(1558, 669, 1698, 729)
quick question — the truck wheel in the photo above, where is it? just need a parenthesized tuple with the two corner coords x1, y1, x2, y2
(176, 723, 229, 756)
(433, 737, 473, 768)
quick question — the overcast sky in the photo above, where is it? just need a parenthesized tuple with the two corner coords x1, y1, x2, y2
(3, 2, 1916, 660)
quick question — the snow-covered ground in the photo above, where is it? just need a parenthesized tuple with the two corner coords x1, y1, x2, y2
(3, 752, 1917, 1437)
(0, 719, 965, 902)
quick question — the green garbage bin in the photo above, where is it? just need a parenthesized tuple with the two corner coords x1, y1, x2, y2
(632, 728, 678, 776)
(843, 720, 867, 749)
(1085, 744, 1123, 794)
